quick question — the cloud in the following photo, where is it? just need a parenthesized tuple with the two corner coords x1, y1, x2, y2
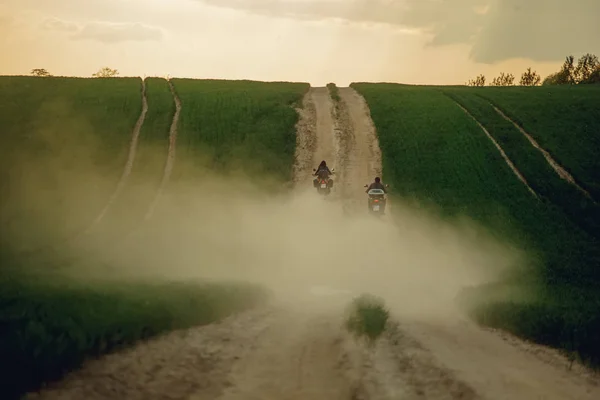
(196, 0, 487, 40)
(74, 21, 163, 43)
(470, 0, 600, 63)
(42, 17, 78, 32)
(196, 0, 600, 63)
(42, 17, 164, 43)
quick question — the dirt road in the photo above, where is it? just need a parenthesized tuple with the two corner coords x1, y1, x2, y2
(27, 87, 600, 400)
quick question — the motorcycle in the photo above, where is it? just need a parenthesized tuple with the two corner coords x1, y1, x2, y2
(313, 168, 335, 195)
(364, 184, 389, 215)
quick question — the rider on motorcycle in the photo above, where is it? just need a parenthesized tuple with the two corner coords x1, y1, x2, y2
(313, 160, 333, 188)
(366, 177, 387, 213)
(365, 177, 387, 193)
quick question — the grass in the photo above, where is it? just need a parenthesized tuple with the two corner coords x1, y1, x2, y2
(473, 86, 600, 199)
(344, 294, 390, 345)
(0, 76, 310, 399)
(327, 82, 341, 102)
(90, 77, 176, 237)
(351, 82, 600, 368)
(0, 264, 268, 399)
(0, 76, 143, 251)
(170, 79, 310, 186)
(441, 88, 600, 240)
(459, 284, 600, 367)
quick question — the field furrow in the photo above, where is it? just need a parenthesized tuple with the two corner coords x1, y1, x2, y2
(85, 78, 149, 233)
(452, 99, 538, 198)
(492, 104, 594, 201)
(474, 87, 600, 199)
(73, 77, 178, 246)
(143, 79, 182, 221)
(0, 76, 143, 252)
(443, 89, 600, 240)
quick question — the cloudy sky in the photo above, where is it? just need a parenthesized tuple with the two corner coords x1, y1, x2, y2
(1, 0, 598, 85)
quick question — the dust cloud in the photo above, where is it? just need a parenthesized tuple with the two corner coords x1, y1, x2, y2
(50, 156, 526, 322)
(1, 93, 527, 325)
(1, 103, 129, 255)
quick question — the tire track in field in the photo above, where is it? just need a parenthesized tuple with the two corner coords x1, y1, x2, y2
(491, 104, 596, 202)
(143, 79, 182, 220)
(13, 78, 150, 256)
(84, 77, 149, 234)
(452, 100, 538, 198)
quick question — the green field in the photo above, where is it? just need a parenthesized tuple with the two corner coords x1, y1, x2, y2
(0, 269, 267, 400)
(351, 82, 600, 367)
(90, 77, 176, 238)
(473, 86, 600, 199)
(0, 77, 308, 399)
(169, 79, 309, 186)
(0, 76, 142, 251)
(441, 88, 600, 239)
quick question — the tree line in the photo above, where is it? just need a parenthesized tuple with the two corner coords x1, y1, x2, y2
(467, 53, 600, 87)
(28, 53, 600, 86)
(30, 67, 120, 78)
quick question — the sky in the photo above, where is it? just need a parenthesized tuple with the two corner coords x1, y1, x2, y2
(1, 0, 599, 85)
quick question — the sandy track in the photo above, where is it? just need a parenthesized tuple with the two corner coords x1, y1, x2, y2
(26, 308, 276, 400)
(294, 87, 338, 189)
(212, 307, 354, 400)
(310, 87, 338, 175)
(26, 86, 600, 400)
(335, 87, 384, 214)
(402, 319, 600, 400)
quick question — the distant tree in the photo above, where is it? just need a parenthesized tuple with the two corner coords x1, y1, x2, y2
(542, 53, 600, 85)
(520, 68, 541, 86)
(92, 67, 119, 78)
(575, 53, 599, 83)
(542, 72, 560, 86)
(467, 74, 486, 87)
(558, 55, 576, 84)
(491, 72, 515, 86)
(31, 68, 51, 77)
(580, 67, 600, 84)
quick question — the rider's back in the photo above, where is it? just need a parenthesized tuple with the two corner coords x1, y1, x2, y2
(368, 182, 385, 192)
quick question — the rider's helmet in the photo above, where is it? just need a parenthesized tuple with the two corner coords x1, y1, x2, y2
(375, 177, 381, 183)
(319, 160, 327, 168)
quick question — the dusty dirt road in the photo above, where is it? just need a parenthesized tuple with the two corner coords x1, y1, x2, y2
(27, 87, 600, 400)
